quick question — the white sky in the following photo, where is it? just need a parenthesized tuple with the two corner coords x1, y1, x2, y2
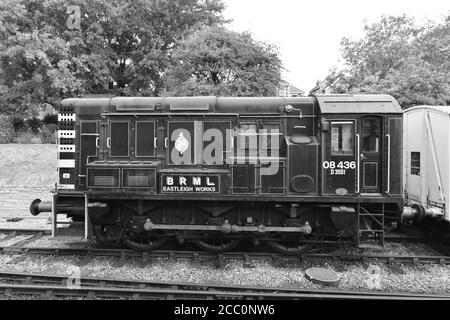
(222, 0, 450, 92)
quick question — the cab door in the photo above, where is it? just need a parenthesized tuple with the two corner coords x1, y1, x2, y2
(359, 116, 382, 194)
(322, 120, 357, 195)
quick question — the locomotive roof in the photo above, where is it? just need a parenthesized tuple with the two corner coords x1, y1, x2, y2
(314, 94, 403, 114)
(60, 94, 402, 115)
(61, 96, 316, 114)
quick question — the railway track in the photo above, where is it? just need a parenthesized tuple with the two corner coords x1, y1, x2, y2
(0, 271, 448, 300)
(0, 228, 51, 234)
(0, 246, 449, 266)
(0, 228, 449, 266)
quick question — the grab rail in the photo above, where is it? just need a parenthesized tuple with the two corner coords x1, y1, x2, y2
(356, 134, 360, 194)
(386, 134, 391, 194)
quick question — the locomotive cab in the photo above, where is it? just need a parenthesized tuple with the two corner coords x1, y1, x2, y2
(316, 95, 403, 197)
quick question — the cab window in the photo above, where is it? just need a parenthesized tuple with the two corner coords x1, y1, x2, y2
(362, 118, 380, 152)
(331, 122, 354, 156)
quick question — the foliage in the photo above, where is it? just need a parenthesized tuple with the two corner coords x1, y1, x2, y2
(165, 27, 282, 96)
(41, 124, 57, 143)
(0, 0, 226, 115)
(0, 115, 14, 143)
(43, 123, 57, 133)
(10, 116, 26, 132)
(14, 131, 42, 144)
(323, 14, 450, 108)
(25, 117, 42, 133)
(42, 113, 58, 125)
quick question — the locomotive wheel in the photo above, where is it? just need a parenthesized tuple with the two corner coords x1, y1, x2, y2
(122, 232, 167, 251)
(194, 237, 241, 253)
(267, 238, 314, 255)
(93, 225, 122, 248)
(267, 228, 316, 255)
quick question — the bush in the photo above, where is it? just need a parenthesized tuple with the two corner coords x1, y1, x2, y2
(26, 117, 42, 133)
(46, 123, 57, 133)
(42, 114, 58, 125)
(14, 131, 41, 144)
(41, 124, 57, 143)
(0, 115, 14, 143)
(11, 116, 26, 132)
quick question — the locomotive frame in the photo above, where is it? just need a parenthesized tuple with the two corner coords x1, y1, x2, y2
(31, 94, 407, 254)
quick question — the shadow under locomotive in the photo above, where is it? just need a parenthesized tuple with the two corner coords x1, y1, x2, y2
(30, 95, 433, 254)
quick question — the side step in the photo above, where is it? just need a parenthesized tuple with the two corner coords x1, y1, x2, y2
(51, 193, 92, 240)
(357, 203, 385, 247)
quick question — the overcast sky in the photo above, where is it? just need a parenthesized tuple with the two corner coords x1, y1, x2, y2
(222, 0, 449, 93)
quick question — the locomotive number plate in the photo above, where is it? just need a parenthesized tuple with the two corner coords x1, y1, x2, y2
(160, 174, 219, 193)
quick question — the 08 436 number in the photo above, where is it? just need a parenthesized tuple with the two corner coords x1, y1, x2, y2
(322, 161, 356, 170)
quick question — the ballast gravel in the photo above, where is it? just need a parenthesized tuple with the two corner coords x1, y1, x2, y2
(0, 228, 449, 294)
(23, 236, 92, 249)
(0, 251, 449, 294)
(0, 235, 33, 247)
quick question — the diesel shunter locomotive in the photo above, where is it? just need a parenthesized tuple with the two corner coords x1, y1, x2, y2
(31, 94, 419, 254)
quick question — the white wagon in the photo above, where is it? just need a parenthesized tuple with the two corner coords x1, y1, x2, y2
(403, 106, 450, 222)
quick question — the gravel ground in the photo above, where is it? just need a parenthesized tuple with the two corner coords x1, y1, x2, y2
(0, 222, 448, 295)
(24, 236, 93, 248)
(0, 235, 34, 247)
(0, 219, 51, 230)
(8, 230, 445, 257)
(327, 241, 445, 257)
(0, 254, 448, 294)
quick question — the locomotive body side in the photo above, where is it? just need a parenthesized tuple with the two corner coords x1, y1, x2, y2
(32, 94, 406, 253)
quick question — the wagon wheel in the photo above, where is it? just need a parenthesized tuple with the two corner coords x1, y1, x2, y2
(267, 225, 317, 255)
(194, 236, 241, 253)
(122, 231, 168, 251)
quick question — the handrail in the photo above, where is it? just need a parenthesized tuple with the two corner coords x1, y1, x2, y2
(386, 134, 391, 194)
(356, 134, 360, 194)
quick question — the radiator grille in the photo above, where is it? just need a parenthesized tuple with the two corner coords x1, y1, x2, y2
(87, 168, 120, 188)
(127, 176, 149, 186)
(94, 176, 115, 186)
(123, 169, 155, 188)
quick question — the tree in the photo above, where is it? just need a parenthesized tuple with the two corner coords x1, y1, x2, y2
(0, 0, 226, 115)
(165, 27, 282, 96)
(323, 14, 450, 108)
(0, 30, 84, 115)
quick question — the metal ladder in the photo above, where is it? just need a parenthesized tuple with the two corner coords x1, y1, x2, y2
(357, 203, 385, 248)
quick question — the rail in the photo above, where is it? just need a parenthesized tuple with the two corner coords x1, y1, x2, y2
(0, 271, 448, 300)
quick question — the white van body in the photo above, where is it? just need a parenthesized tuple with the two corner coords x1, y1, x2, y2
(403, 106, 450, 221)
